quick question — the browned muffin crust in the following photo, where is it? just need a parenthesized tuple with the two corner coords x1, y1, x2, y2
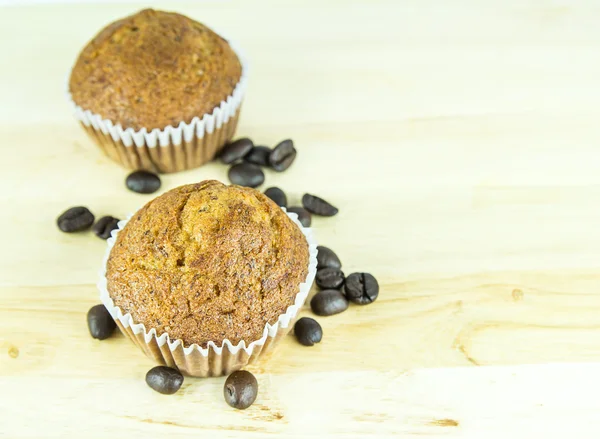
(106, 181, 309, 348)
(69, 9, 242, 130)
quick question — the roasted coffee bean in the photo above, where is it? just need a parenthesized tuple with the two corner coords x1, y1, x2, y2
(287, 207, 311, 227)
(315, 268, 345, 289)
(126, 170, 161, 194)
(344, 272, 379, 305)
(264, 187, 287, 207)
(146, 366, 184, 395)
(224, 370, 258, 409)
(244, 146, 271, 166)
(310, 289, 349, 316)
(93, 216, 120, 240)
(57, 206, 95, 233)
(219, 138, 253, 164)
(269, 139, 296, 172)
(87, 304, 116, 340)
(316, 246, 342, 270)
(228, 163, 265, 188)
(294, 317, 322, 346)
(302, 193, 338, 216)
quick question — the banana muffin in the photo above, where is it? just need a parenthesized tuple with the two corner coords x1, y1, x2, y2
(105, 181, 310, 348)
(68, 9, 246, 172)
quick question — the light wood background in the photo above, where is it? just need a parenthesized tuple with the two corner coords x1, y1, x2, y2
(2, 1, 600, 437)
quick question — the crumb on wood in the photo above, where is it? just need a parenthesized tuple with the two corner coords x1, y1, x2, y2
(512, 288, 524, 301)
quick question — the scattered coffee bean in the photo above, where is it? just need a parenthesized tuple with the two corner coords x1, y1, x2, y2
(310, 289, 349, 316)
(264, 187, 287, 207)
(287, 206, 312, 227)
(316, 246, 342, 270)
(228, 163, 265, 188)
(93, 216, 120, 240)
(57, 206, 95, 233)
(244, 145, 271, 166)
(224, 370, 258, 409)
(269, 139, 296, 172)
(145, 366, 184, 395)
(87, 304, 116, 340)
(219, 138, 253, 164)
(302, 193, 338, 216)
(126, 170, 161, 194)
(315, 268, 345, 289)
(344, 272, 379, 305)
(294, 317, 323, 346)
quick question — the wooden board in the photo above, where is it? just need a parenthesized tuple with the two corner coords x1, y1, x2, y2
(2, 1, 600, 437)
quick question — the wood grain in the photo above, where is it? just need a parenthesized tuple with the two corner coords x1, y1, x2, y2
(1, 0, 600, 437)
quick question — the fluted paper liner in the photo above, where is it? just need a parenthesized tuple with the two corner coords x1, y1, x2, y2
(66, 41, 248, 174)
(98, 208, 318, 377)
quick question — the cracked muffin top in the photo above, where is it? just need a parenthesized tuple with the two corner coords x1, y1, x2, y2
(69, 8, 242, 130)
(106, 180, 309, 347)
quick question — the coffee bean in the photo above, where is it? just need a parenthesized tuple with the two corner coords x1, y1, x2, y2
(220, 138, 253, 164)
(344, 272, 379, 305)
(228, 163, 265, 188)
(87, 304, 116, 340)
(264, 187, 287, 207)
(302, 193, 338, 216)
(93, 216, 120, 240)
(146, 366, 184, 395)
(57, 206, 95, 233)
(269, 139, 296, 172)
(316, 268, 345, 289)
(310, 289, 349, 316)
(316, 246, 342, 270)
(126, 170, 161, 194)
(224, 370, 258, 409)
(244, 146, 271, 166)
(287, 207, 312, 227)
(294, 317, 322, 346)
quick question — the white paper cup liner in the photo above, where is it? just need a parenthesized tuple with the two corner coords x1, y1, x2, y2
(66, 40, 248, 174)
(98, 207, 318, 377)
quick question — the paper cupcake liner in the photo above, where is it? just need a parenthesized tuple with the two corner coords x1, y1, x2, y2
(66, 41, 248, 174)
(98, 207, 318, 377)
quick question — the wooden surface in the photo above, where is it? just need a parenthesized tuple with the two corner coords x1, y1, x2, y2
(2, 1, 600, 437)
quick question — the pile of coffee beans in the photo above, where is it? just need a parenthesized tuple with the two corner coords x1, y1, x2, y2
(261, 186, 338, 229)
(57, 207, 120, 239)
(294, 245, 380, 346)
(57, 169, 160, 236)
(219, 138, 297, 188)
(312, 246, 379, 312)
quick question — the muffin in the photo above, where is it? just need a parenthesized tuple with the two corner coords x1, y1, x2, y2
(99, 181, 317, 376)
(68, 9, 247, 173)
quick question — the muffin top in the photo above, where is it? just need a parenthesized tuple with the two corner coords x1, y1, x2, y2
(69, 9, 242, 130)
(106, 181, 309, 348)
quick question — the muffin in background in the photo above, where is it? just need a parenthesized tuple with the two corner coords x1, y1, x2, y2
(68, 9, 247, 173)
(99, 181, 318, 376)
